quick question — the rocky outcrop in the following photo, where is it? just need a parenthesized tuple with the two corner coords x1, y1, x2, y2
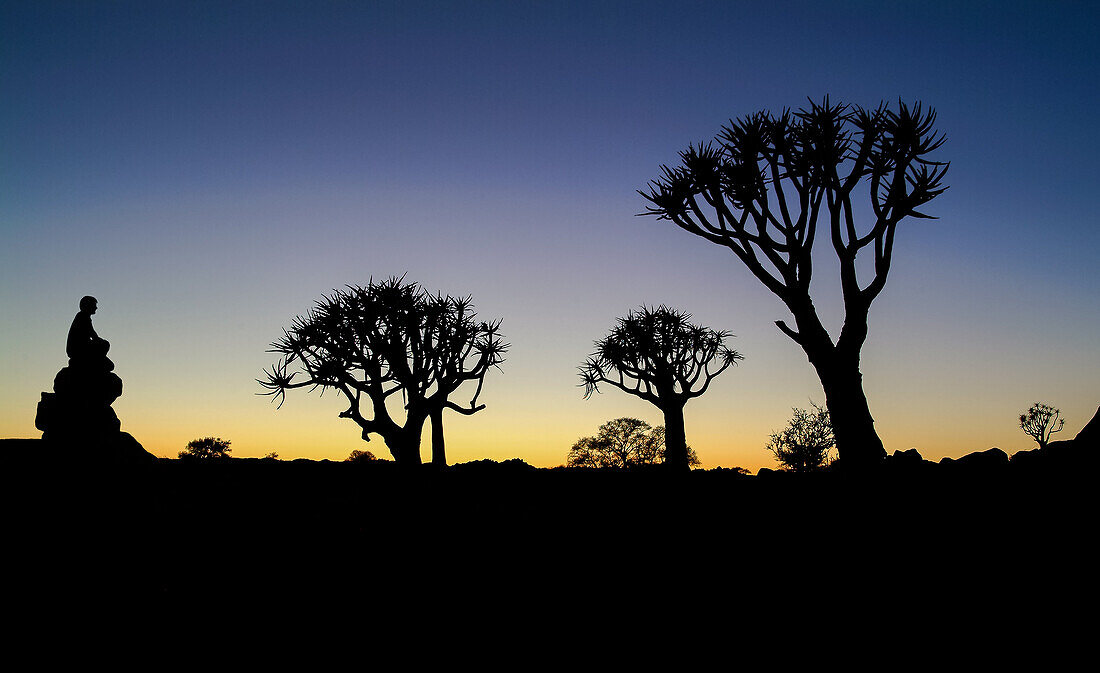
(1075, 406, 1100, 449)
(36, 362, 124, 442)
(953, 447, 1008, 470)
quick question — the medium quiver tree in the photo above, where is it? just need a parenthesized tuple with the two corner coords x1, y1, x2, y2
(259, 277, 506, 466)
(580, 305, 742, 471)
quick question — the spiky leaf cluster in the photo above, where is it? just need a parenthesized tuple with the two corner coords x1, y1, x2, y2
(580, 305, 742, 405)
(639, 98, 948, 317)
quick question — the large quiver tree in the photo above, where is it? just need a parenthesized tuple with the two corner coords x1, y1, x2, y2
(259, 277, 506, 466)
(640, 98, 948, 469)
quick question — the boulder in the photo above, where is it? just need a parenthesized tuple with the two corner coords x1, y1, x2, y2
(1, 434, 156, 466)
(96, 432, 157, 464)
(953, 448, 1009, 472)
(1008, 448, 1042, 468)
(888, 448, 925, 469)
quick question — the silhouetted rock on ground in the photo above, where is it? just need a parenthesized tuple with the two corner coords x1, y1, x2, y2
(882, 448, 937, 476)
(952, 447, 1009, 472)
(1, 435, 156, 465)
(53, 365, 123, 404)
(37, 363, 124, 443)
(890, 448, 924, 466)
(1009, 447, 1042, 469)
(36, 392, 122, 438)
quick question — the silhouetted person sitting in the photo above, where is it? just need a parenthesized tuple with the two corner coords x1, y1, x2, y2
(67, 296, 113, 371)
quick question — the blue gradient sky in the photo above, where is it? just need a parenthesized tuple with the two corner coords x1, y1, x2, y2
(2, 1, 1097, 468)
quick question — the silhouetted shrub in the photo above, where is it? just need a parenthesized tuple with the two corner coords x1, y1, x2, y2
(345, 449, 378, 463)
(179, 437, 231, 460)
(567, 417, 701, 468)
(767, 403, 834, 472)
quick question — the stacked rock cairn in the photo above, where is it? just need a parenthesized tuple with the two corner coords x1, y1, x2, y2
(35, 296, 127, 447)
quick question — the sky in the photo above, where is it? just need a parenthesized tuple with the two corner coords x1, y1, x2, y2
(2, 0, 1097, 469)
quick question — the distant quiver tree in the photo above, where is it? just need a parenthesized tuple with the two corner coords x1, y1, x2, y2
(580, 306, 742, 471)
(259, 277, 507, 466)
(1019, 402, 1064, 449)
(640, 98, 948, 468)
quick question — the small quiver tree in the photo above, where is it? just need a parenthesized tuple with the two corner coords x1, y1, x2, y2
(579, 306, 742, 471)
(1019, 402, 1064, 449)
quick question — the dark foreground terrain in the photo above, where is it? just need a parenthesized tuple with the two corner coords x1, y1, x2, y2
(3, 431, 1097, 617)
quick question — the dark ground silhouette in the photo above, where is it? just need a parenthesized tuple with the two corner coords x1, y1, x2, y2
(2, 408, 1096, 612)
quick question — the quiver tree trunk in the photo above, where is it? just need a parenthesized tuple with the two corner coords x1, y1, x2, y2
(377, 417, 426, 467)
(786, 298, 887, 470)
(662, 402, 690, 472)
(816, 362, 885, 468)
(800, 332, 886, 469)
(430, 407, 446, 467)
(394, 430, 423, 466)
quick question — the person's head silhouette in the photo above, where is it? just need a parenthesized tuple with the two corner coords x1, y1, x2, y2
(79, 296, 97, 314)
